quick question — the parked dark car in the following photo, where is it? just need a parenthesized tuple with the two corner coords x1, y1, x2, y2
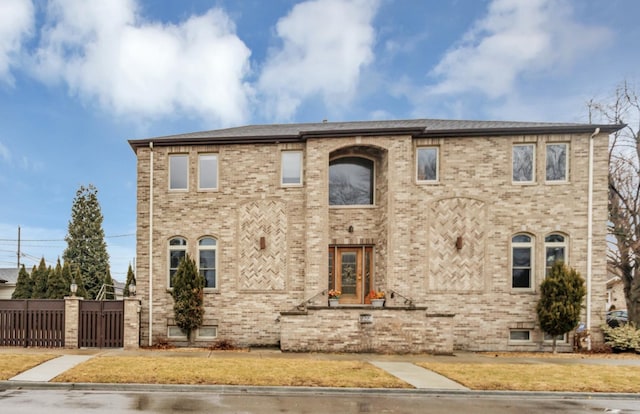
(606, 310, 628, 327)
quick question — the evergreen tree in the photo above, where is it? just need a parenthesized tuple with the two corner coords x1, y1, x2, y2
(62, 261, 88, 298)
(31, 258, 49, 299)
(12, 265, 33, 299)
(123, 264, 136, 297)
(172, 254, 204, 343)
(47, 258, 70, 299)
(103, 268, 115, 300)
(63, 184, 110, 299)
(536, 262, 586, 353)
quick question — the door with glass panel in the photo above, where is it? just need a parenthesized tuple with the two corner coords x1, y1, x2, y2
(329, 246, 373, 304)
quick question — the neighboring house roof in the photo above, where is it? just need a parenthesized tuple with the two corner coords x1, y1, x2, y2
(129, 118, 625, 149)
(0, 268, 19, 285)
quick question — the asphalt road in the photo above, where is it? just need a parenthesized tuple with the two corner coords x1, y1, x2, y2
(0, 388, 638, 414)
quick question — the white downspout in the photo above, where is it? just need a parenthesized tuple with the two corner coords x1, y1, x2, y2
(148, 141, 154, 346)
(586, 127, 600, 350)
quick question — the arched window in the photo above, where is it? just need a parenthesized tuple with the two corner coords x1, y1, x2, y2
(168, 237, 187, 287)
(512, 234, 533, 289)
(329, 157, 374, 205)
(545, 233, 567, 275)
(199, 237, 217, 288)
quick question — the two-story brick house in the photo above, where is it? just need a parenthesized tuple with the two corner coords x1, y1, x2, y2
(129, 119, 621, 353)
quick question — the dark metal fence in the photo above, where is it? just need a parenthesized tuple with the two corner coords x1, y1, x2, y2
(79, 300, 124, 348)
(0, 300, 65, 347)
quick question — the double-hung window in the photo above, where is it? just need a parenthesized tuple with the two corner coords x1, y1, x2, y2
(512, 234, 533, 289)
(198, 154, 218, 190)
(546, 143, 568, 182)
(545, 234, 567, 275)
(198, 237, 217, 288)
(169, 154, 188, 190)
(281, 151, 303, 186)
(416, 147, 439, 182)
(512, 144, 535, 183)
(168, 237, 187, 287)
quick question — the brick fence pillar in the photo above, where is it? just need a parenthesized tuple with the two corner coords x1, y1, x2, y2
(123, 298, 142, 349)
(64, 296, 82, 349)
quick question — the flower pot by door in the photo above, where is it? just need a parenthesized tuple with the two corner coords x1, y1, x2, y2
(329, 299, 339, 307)
(371, 299, 385, 307)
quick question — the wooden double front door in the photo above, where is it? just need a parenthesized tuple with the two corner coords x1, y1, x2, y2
(329, 246, 373, 304)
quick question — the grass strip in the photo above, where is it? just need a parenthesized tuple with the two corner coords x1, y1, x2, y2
(417, 362, 640, 393)
(53, 356, 411, 388)
(0, 354, 56, 380)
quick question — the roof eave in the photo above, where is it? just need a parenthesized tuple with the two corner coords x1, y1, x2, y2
(418, 124, 625, 138)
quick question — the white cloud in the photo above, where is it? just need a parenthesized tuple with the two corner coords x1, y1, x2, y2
(0, 142, 10, 162)
(31, 0, 252, 126)
(0, 0, 34, 84)
(427, 0, 611, 99)
(258, 0, 379, 120)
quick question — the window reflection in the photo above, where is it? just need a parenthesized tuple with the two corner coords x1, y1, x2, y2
(329, 157, 373, 205)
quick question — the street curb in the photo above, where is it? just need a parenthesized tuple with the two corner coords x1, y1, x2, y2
(1, 381, 639, 400)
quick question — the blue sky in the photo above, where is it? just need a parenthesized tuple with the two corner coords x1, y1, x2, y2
(0, 0, 638, 280)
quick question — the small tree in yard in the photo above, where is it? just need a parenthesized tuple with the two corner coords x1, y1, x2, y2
(172, 254, 204, 343)
(31, 258, 49, 299)
(537, 262, 586, 353)
(47, 258, 70, 299)
(12, 265, 33, 299)
(123, 264, 136, 297)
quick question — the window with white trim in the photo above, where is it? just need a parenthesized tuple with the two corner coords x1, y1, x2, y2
(416, 147, 439, 182)
(169, 154, 188, 190)
(281, 151, 303, 186)
(198, 237, 217, 288)
(512, 144, 535, 183)
(169, 237, 187, 287)
(545, 233, 567, 275)
(512, 234, 533, 289)
(546, 143, 567, 182)
(198, 154, 218, 190)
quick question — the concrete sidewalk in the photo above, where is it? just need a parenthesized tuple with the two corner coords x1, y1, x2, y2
(9, 355, 95, 382)
(370, 361, 468, 390)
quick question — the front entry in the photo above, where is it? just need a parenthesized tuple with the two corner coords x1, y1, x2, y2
(329, 246, 373, 304)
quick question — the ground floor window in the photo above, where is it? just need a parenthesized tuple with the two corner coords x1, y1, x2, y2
(328, 245, 373, 304)
(509, 329, 531, 342)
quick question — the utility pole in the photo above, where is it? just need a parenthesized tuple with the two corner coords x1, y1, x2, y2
(17, 226, 21, 269)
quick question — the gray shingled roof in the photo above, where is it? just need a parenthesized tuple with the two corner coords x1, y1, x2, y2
(0, 268, 18, 284)
(129, 118, 623, 149)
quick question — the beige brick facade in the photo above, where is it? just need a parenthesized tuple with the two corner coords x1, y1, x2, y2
(131, 120, 615, 352)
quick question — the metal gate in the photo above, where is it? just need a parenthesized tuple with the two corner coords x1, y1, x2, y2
(79, 300, 124, 348)
(0, 300, 65, 347)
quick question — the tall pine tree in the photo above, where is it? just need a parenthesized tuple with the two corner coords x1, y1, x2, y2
(123, 264, 136, 297)
(172, 254, 204, 343)
(62, 261, 87, 298)
(536, 262, 586, 353)
(12, 265, 33, 299)
(63, 184, 110, 299)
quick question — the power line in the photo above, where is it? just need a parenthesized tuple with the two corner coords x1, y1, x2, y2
(0, 233, 135, 242)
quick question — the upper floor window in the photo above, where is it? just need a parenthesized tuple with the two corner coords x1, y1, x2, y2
(198, 237, 217, 288)
(281, 151, 303, 186)
(416, 147, 439, 182)
(169, 154, 188, 190)
(512, 234, 533, 289)
(198, 154, 218, 190)
(329, 157, 374, 206)
(513, 144, 535, 183)
(168, 237, 187, 287)
(545, 233, 567, 275)
(546, 144, 568, 182)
